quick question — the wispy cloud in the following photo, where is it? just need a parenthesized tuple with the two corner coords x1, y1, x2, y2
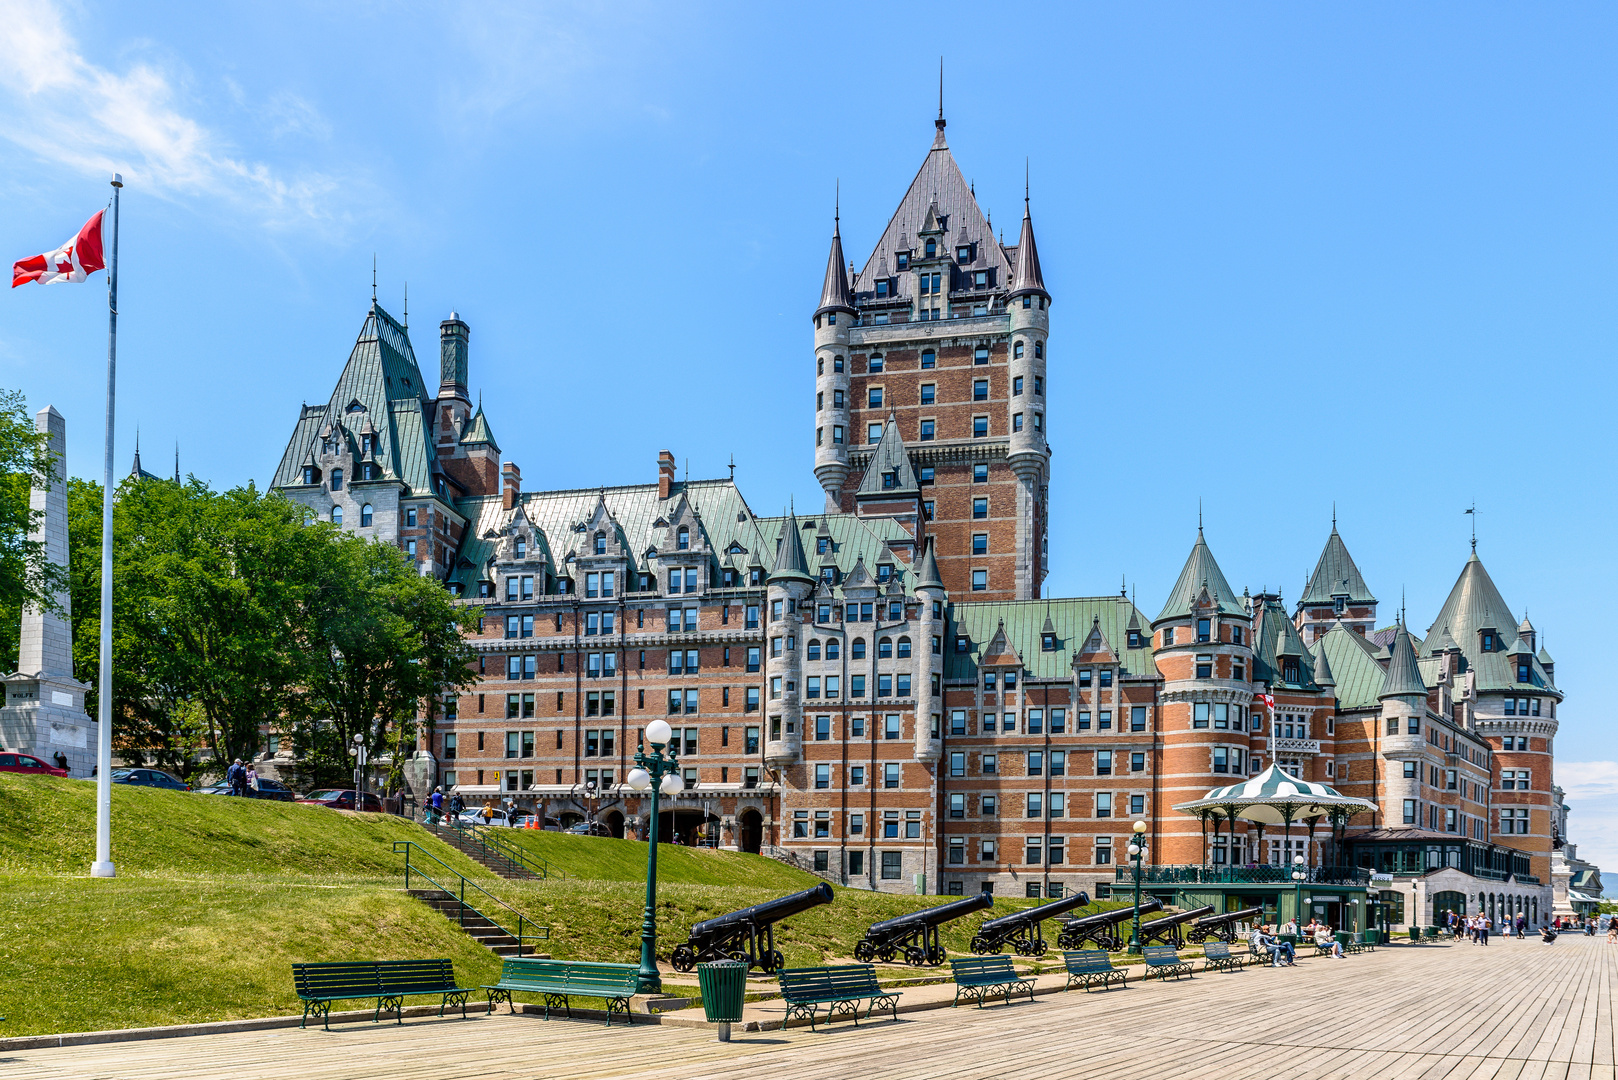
(1555, 760, 1618, 894)
(0, 0, 349, 226)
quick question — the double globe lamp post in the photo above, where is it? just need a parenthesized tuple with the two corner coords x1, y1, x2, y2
(1126, 819, 1149, 954)
(626, 718, 683, 994)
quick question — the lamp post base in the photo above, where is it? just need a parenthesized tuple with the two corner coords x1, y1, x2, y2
(90, 860, 115, 878)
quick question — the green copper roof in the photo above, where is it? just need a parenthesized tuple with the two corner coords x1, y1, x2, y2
(1312, 640, 1335, 688)
(1538, 644, 1554, 665)
(947, 597, 1157, 682)
(914, 536, 944, 591)
(1253, 596, 1324, 690)
(1301, 527, 1376, 605)
(460, 403, 499, 451)
(1155, 531, 1246, 623)
(1419, 553, 1556, 696)
(768, 509, 815, 585)
(1316, 622, 1384, 709)
(1380, 624, 1427, 700)
(856, 417, 919, 496)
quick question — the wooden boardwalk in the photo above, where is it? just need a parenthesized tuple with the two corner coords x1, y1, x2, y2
(7, 935, 1614, 1080)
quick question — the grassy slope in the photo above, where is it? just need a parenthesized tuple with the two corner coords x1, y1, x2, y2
(497, 829, 823, 889)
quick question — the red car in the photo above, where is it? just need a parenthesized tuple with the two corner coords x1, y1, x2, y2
(0, 752, 69, 777)
(297, 788, 384, 812)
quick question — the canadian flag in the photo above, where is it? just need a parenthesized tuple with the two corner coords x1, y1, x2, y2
(12, 211, 106, 287)
(1261, 693, 1276, 710)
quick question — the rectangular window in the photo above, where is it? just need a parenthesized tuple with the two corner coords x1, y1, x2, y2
(1097, 750, 1112, 776)
(1050, 708, 1066, 733)
(884, 763, 900, 789)
(971, 570, 987, 591)
(1402, 799, 1417, 825)
(1096, 792, 1112, 818)
(1193, 703, 1209, 729)
(973, 416, 988, 438)
(815, 764, 830, 790)
(920, 384, 935, 405)
(881, 852, 902, 880)
(982, 754, 997, 776)
(1094, 837, 1112, 865)
(950, 751, 965, 778)
(1027, 751, 1043, 776)
(1026, 792, 1042, 818)
(815, 715, 830, 741)
(1131, 706, 1146, 732)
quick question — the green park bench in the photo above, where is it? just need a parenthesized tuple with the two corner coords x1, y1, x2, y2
(292, 959, 473, 1030)
(1061, 950, 1127, 991)
(776, 965, 900, 1031)
(1141, 945, 1194, 981)
(1201, 941, 1247, 972)
(1423, 926, 1440, 941)
(483, 958, 640, 1026)
(1356, 931, 1378, 951)
(951, 955, 1036, 1008)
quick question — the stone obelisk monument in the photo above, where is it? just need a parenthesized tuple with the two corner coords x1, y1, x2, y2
(0, 406, 93, 774)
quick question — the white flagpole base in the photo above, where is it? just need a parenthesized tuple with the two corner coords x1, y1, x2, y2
(91, 860, 116, 878)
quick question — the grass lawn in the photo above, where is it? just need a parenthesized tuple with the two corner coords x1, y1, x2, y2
(495, 828, 823, 889)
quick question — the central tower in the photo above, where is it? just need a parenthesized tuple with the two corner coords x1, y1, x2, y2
(812, 113, 1052, 601)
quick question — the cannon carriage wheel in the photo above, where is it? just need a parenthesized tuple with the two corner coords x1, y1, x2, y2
(970, 935, 1000, 955)
(853, 940, 876, 963)
(670, 944, 697, 972)
(926, 944, 946, 966)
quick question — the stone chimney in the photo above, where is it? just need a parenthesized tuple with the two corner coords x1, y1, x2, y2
(657, 450, 676, 500)
(438, 312, 469, 400)
(502, 462, 521, 510)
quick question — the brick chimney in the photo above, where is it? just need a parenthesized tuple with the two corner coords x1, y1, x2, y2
(657, 450, 676, 500)
(502, 462, 521, 510)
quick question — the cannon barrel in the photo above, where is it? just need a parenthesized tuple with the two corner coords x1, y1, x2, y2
(866, 892, 993, 936)
(1059, 898, 1162, 934)
(977, 890, 1092, 935)
(1192, 906, 1264, 930)
(689, 882, 834, 940)
(1137, 905, 1216, 936)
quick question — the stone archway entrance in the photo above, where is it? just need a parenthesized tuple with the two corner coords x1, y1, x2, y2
(601, 809, 625, 839)
(738, 808, 763, 854)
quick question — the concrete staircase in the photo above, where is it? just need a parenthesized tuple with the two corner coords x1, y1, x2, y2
(406, 888, 528, 956)
(420, 821, 543, 881)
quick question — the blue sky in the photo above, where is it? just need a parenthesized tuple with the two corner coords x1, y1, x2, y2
(3, 4, 1616, 871)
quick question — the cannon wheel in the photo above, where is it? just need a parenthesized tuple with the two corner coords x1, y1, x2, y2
(726, 949, 751, 965)
(970, 935, 999, 955)
(904, 946, 926, 967)
(877, 945, 897, 963)
(926, 944, 947, 966)
(853, 940, 876, 963)
(670, 944, 697, 973)
(762, 949, 785, 974)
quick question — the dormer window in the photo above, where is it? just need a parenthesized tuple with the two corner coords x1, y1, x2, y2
(973, 271, 987, 288)
(515, 538, 527, 559)
(330, 468, 343, 491)
(303, 466, 319, 485)
(360, 434, 373, 454)
(882, 471, 897, 490)
(876, 564, 891, 583)
(924, 238, 937, 258)
(1333, 597, 1346, 615)
(594, 532, 606, 555)
(677, 527, 689, 550)
(956, 245, 971, 263)
(1283, 658, 1300, 684)
(1042, 633, 1056, 652)
(1127, 630, 1143, 649)
(896, 251, 910, 271)
(362, 463, 379, 481)
(1481, 632, 1495, 652)
(1517, 661, 1531, 684)
(875, 280, 889, 298)
(1197, 618, 1211, 643)
(749, 569, 762, 587)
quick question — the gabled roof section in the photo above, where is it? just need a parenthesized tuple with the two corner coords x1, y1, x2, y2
(816, 219, 856, 317)
(947, 597, 1159, 682)
(1423, 553, 1557, 695)
(1155, 530, 1245, 623)
(767, 509, 814, 586)
(1076, 618, 1118, 665)
(1312, 642, 1336, 688)
(460, 402, 499, 450)
(1316, 622, 1384, 708)
(978, 622, 1023, 668)
(1253, 596, 1322, 690)
(1300, 527, 1376, 605)
(851, 123, 1009, 301)
(1006, 204, 1047, 300)
(1380, 624, 1427, 700)
(856, 416, 919, 496)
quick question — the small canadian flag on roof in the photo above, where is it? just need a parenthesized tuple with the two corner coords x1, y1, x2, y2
(12, 210, 106, 287)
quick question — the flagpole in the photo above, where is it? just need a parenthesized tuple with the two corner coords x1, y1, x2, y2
(90, 173, 120, 879)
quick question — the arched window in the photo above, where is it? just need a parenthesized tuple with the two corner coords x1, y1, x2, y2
(807, 640, 821, 661)
(924, 238, 936, 258)
(330, 468, 343, 491)
(360, 504, 374, 527)
(1013, 340, 1024, 359)
(851, 638, 866, 660)
(595, 532, 606, 555)
(825, 639, 841, 660)
(897, 636, 912, 658)
(877, 637, 893, 659)
(817, 357, 824, 375)
(330, 505, 343, 525)
(677, 527, 689, 550)
(515, 538, 527, 559)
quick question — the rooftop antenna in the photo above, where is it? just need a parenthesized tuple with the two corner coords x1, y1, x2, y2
(1465, 502, 1476, 552)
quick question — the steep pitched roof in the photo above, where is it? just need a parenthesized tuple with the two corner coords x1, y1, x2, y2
(1253, 596, 1323, 690)
(1380, 624, 1427, 700)
(816, 220, 855, 316)
(1300, 527, 1376, 605)
(1316, 621, 1385, 709)
(851, 123, 1009, 301)
(1006, 205, 1047, 300)
(1312, 639, 1336, 688)
(1155, 531, 1246, 623)
(856, 417, 919, 496)
(979, 622, 1023, 668)
(947, 597, 1158, 682)
(768, 509, 815, 586)
(1421, 553, 1556, 694)
(460, 402, 499, 450)
(914, 536, 944, 592)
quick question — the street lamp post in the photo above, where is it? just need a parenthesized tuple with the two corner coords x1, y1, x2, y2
(627, 719, 683, 995)
(349, 733, 367, 800)
(1291, 855, 1307, 928)
(1126, 820, 1149, 955)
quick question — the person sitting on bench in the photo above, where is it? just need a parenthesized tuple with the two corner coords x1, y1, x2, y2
(1314, 925, 1345, 959)
(1253, 925, 1294, 967)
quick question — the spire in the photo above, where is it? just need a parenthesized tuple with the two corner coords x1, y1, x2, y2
(856, 415, 919, 496)
(459, 400, 500, 451)
(933, 57, 947, 149)
(1380, 623, 1427, 700)
(914, 536, 945, 592)
(1301, 522, 1376, 605)
(1312, 641, 1336, 689)
(1155, 530, 1245, 623)
(1007, 166, 1047, 302)
(815, 205, 856, 317)
(768, 507, 814, 586)
(174, 441, 180, 484)
(130, 428, 143, 479)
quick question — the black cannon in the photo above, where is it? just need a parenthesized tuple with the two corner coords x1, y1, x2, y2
(856, 892, 993, 966)
(1186, 906, 1265, 944)
(969, 890, 1091, 957)
(1136, 905, 1217, 948)
(1055, 899, 1164, 951)
(669, 882, 833, 974)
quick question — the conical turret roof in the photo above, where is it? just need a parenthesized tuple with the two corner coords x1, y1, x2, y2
(460, 402, 499, 451)
(1380, 624, 1427, 700)
(1007, 204, 1047, 300)
(1313, 642, 1336, 688)
(816, 220, 856, 317)
(768, 509, 815, 586)
(1301, 526, 1376, 605)
(1155, 530, 1246, 623)
(914, 536, 944, 592)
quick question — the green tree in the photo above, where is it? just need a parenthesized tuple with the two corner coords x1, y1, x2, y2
(0, 389, 70, 672)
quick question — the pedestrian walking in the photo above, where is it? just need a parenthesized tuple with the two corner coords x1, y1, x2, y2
(449, 791, 465, 819)
(428, 786, 444, 825)
(482, 801, 494, 825)
(245, 762, 259, 797)
(226, 759, 247, 796)
(1480, 915, 1491, 946)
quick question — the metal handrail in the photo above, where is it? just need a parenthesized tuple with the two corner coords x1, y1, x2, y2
(393, 841, 550, 954)
(438, 817, 559, 880)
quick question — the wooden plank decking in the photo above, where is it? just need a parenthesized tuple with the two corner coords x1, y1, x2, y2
(5, 935, 1613, 1080)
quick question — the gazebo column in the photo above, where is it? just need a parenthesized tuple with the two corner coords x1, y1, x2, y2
(1201, 811, 1212, 873)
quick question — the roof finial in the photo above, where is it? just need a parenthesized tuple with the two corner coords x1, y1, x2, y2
(1025, 157, 1030, 210)
(834, 179, 839, 229)
(1400, 588, 1406, 626)
(1465, 502, 1476, 552)
(174, 441, 180, 484)
(728, 453, 735, 482)
(1331, 501, 1336, 530)
(402, 281, 407, 329)
(938, 56, 944, 122)
(1198, 498, 1203, 536)
(371, 255, 377, 303)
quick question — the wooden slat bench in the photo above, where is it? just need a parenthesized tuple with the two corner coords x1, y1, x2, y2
(483, 958, 640, 1026)
(1061, 950, 1126, 992)
(1355, 931, 1378, 952)
(1201, 942, 1247, 973)
(951, 956, 1036, 1008)
(292, 960, 473, 1030)
(1141, 946, 1194, 981)
(776, 965, 900, 1031)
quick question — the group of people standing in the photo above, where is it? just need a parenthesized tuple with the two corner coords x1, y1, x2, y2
(223, 759, 258, 796)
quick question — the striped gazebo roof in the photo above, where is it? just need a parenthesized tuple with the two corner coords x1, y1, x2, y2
(1174, 764, 1377, 826)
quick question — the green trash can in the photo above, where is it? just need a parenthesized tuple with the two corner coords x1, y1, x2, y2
(697, 960, 748, 1042)
(1409, 927, 1421, 942)
(1334, 931, 1352, 950)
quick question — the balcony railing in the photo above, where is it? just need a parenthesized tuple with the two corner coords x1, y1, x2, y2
(1115, 864, 1372, 886)
(1269, 737, 1321, 754)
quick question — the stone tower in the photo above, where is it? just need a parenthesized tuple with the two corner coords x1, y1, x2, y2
(812, 113, 1052, 600)
(0, 406, 93, 774)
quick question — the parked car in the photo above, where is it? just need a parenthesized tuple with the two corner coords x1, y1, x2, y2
(563, 821, 612, 836)
(0, 752, 69, 777)
(111, 767, 191, 791)
(297, 788, 383, 812)
(195, 777, 296, 802)
(455, 808, 535, 828)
